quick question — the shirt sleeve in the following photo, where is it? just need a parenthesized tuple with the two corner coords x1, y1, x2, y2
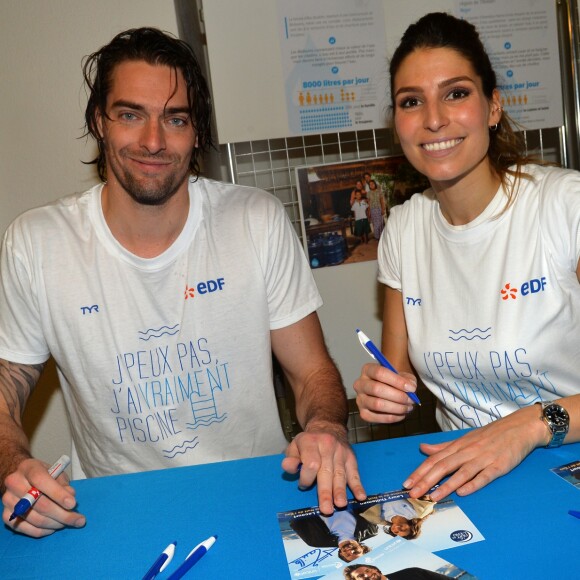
(538, 167, 580, 272)
(377, 206, 403, 290)
(0, 220, 51, 363)
(261, 197, 323, 330)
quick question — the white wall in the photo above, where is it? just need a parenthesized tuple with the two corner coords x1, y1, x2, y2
(1, 0, 180, 465)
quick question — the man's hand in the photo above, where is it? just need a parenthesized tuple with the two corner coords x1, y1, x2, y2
(282, 419, 366, 515)
(2, 458, 86, 538)
(402, 405, 548, 501)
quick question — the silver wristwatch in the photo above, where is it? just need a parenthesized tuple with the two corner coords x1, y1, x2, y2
(539, 401, 569, 448)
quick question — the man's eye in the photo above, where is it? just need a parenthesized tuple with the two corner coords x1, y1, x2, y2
(168, 118, 187, 127)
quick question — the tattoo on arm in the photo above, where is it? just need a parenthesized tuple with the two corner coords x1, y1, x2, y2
(0, 359, 44, 422)
(0, 359, 45, 492)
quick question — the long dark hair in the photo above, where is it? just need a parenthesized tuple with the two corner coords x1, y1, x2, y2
(389, 12, 536, 203)
(82, 27, 213, 181)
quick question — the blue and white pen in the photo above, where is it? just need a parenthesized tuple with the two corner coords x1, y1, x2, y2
(167, 535, 217, 580)
(142, 541, 177, 580)
(9, 454, 71, 521)
(356, 328, 421, 406)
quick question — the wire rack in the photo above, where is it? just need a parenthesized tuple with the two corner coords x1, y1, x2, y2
(227, 126, 562, 243)
(227, 129, 398, 239)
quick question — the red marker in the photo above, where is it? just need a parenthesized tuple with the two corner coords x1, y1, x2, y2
(9, 454, 71, 521)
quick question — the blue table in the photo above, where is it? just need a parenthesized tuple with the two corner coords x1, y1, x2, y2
(1, 430, 579, 578)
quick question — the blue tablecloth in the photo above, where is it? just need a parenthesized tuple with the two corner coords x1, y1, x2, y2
(1, 430, 579, 578)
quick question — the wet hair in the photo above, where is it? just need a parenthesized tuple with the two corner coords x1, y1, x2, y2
(82, 27, 213, 181)
(343, 563, 382, 579)
(389, 12, 537, 205)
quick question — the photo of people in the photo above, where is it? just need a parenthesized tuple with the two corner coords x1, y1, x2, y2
(356, 489, 484, 554)
(342, 563, 449, 580)
(359, 494, 437, 540)
(296, 156, 428, 269)
(289, 505, 379, 563)
(277, 488, 482, 579)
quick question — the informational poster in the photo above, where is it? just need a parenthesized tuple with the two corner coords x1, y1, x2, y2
(277, 0, 388, 136)
(456, 0, 563, 130)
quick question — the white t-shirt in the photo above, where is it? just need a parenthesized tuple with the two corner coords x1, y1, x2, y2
(0, 177, 322, 478)
(352, 200, 369, 221)
(378, 164, 580, 431)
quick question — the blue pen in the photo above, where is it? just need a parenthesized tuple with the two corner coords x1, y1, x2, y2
(167, 535, 217, 580)
(9, 454, 71, 521)
(569, 510, 580, 519)
(356, 328, 421, 406)
(142, 541, 176, 580)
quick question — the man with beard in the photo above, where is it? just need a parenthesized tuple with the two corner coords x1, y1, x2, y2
(290, 506, 378, 562)
(0, 28, 365, 538)
(343, 564, 448, 580)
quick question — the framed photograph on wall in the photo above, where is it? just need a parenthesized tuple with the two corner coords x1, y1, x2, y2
(296, 155, 429, 269)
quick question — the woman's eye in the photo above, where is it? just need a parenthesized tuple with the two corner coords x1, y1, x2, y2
(447, 88, 470, 100)
(398, 96, 420, 109)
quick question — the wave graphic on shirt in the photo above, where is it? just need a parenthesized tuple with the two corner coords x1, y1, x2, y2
(163, 437, 199, 459)
(138, 324, 180, 341)
(186, 413, 228, 430)
(448, 327, 491, 341)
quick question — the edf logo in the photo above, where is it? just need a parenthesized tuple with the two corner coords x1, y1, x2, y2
(521, 277, 547, 296)
(185, 277, 225, 300)
(501, 276, 547, 300)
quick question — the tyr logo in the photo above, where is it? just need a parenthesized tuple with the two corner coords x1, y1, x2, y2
(80, 305, 99, 315)
(406, 297, 422, 306)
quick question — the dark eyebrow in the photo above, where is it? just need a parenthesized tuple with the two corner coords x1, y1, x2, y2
(439, 75, 475, 88)
(395, 75, 476, 97)
(109, 100, 190, 116)
(109, 99, 145, 111)
(163, 106, 191, 116)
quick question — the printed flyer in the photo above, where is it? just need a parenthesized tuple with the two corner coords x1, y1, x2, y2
(551, 459, 580, 490)
(277, 488, 482, 579)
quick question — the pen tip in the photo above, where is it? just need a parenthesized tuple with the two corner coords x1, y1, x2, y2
(355, 328, 360, 333)
(8, 514, 16, 522)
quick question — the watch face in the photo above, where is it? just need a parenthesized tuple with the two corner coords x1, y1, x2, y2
(544, 404, 569, 427)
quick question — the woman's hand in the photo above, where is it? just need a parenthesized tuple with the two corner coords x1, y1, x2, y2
(354, 362, 419, 424)
(403, 404, 549, 501)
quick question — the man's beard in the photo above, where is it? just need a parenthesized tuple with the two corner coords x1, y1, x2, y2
(107, 147, 191, 206)
(116, 164, 186, 206)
